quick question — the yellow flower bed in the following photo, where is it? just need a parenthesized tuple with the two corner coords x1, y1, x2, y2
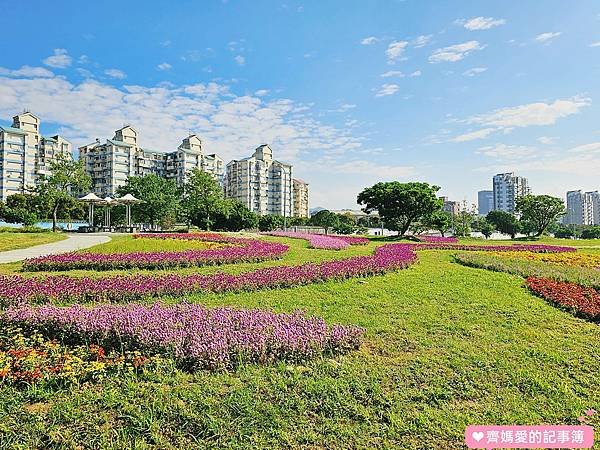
(492, 251, 600, 268)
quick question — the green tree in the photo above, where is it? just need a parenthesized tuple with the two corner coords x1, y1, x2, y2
(453, 202, 477, 237)
(486, 210, 521, 239)
(3, 206, 38, 227)
(258, 215, 285, 232)
(424, 210, 452, 237)
(309, 210, 340, 234)
(117, 174, 179, 229)
(516, 194, 566, 237)
(214, 200, 258, 231)
(333, 214, 357, 235)
(357, 182, 442, 236)
(581, 226, 600, 239)
(35, 153, 91, 232)
(474, 217, 495, 239)
(180, 169, 225, 231)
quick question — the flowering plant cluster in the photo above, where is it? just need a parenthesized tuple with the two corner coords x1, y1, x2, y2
(265, 231, 366, 249)
(0, 243, 417, 305)
(0, 326, 159, 385)
(23, 234, 289, 272)
(418, 236, 459, 243)
(526, 277, 600, 321)
(492, 251, 600, 269)
(3, 303, 365, 371)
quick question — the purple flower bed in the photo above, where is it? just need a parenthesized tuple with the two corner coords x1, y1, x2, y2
(329, 235, 370, 245)
(0, 243, 418, 305)
(419, 236, 459, 243)
(266, 231, 352, 249)
(2, 303, 365, 370)
(23, 234, 289, 272)
(411, 242, 576, 253)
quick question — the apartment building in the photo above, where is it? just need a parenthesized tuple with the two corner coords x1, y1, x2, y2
(492, 172, 530, 213)
(565, 190, 600, 225)
(225, 144, 293, 216)
(0, 112, 72, 201)
(477, 190, 494, 216)
(79, 127, 224, 197)
(439, 196, 460, 216)
(292, 178, 309, 217)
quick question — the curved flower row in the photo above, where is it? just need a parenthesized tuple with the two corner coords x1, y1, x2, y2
(265, 231, 368, 249)
(526, 277, 600, 321)
(418, 236, 459, 243)
(410, 242, 576, 253)
(2, 303, 365, 370)
(0, 243, 418, 305)
(22, 233, 289, 272)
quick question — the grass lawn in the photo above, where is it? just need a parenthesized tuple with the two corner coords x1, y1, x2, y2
(1, 236, 600, 448)
(0, 231, 66, 252)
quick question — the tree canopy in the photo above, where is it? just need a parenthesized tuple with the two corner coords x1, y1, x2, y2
(516, 194, 566, 237)
(424, 210, 452, 237)
(357, 182, 442, 236)
(309, 210, 339, 234)
(180, 169, 225, 231)
(486, 210, 521, 238)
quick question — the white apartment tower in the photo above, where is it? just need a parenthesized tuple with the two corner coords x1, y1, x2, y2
(293, 179, 309, 218)
(566, 190, 600, 225)
(0, 112, 72, 202)
(79, 127, 224, 197)
(225, 144, 293, 216)
(492, 172, 530, 213)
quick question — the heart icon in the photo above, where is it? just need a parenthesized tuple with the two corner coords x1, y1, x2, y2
(472, 431, 484, 442)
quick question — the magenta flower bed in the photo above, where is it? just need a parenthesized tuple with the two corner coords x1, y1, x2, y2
(2, 303, 365, 370)
(419, 236, 459, 243)
(0, 243, 418, 305)
(266, 231, 353, 249)
(22, 233, 288, 272)
(411, 243, 576, 253)
(329, 235, 370, 245)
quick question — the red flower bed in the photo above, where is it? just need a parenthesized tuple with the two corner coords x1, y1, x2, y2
(526, 277, 600, 321)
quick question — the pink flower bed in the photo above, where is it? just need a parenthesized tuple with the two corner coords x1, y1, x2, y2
(2, 303, 365, 370)
(22, 233, 288, 272)
(265, 231, 368, 249)
(0, 243, 418, 305)
(419, 236, 459, 243)
(410, 243, 576, 253)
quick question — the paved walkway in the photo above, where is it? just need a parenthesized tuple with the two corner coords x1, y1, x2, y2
(0, 233, 112, 264)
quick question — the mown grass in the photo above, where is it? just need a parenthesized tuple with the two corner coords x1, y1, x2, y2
(0, 232, 66, 252)
(1, 236, 600, 448)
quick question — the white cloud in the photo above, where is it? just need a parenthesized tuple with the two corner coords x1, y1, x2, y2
(254, 89, 269, 97)
(380, 70, 404, 78)
(451, 128, 496, 142)
(535, 32, 562, 44)
(409, 70, 421, 77)
(412, 35, 432, 48)
(104, 69, 126, 79)
(386, 41, 409, 64)
(536, 136, 557, 145)
(361, 36, 378, 45)
(429, 41, 484, 63)
(334, 160, 414, 178)
(0, 66, 54, 78)
(43, 48, 72, 68)
(160, 40, 172, 47)
(157, 63, 172, 71)
(234, 55, 245, 66)
(374, 84, 399, 97)
(476, 143, 536, 159)
(468, 97, 590, 128)
(463, 67, 487, 76)
(78, 55, 89, 64)
(590, 41, 600, 47)
(568, 142, 600, 154)
(458, 17, 506, 30)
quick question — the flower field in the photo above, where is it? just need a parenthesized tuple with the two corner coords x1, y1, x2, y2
(527, 277, 600, 321)
(264, 231, 368, 249)
(2, 303, 365, 371)
(22, 233, 288, 271)
(489, 250, 600, 268)
(418, 235, 459, 243)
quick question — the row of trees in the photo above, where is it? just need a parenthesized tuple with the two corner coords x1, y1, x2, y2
(356, 181, 566, 238)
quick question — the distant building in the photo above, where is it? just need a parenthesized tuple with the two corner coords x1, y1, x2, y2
(292, 179, 309, 217)
(439, 196, 460, 216)
(79, 127, 224, 197)
(478, 190, 494, 216)
(565, 190, 600, 225)
(225, 144, 293, 216)
(0, 112, 72, 201)
(492, 172, 530, 213)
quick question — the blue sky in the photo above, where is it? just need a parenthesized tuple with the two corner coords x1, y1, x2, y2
(1, 0, 600, 209)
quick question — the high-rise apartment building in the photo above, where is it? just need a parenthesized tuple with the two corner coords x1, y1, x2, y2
(492, 172, 530, 213)
(565, 190, 600, 225)
(293, 179, 309, 217)
(0, 112, 72, 201)
(439, 196, 460, 216)
(79, 126, 224, 197)
(478, 190, 494, 216)
(225, 144, 293, 216)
